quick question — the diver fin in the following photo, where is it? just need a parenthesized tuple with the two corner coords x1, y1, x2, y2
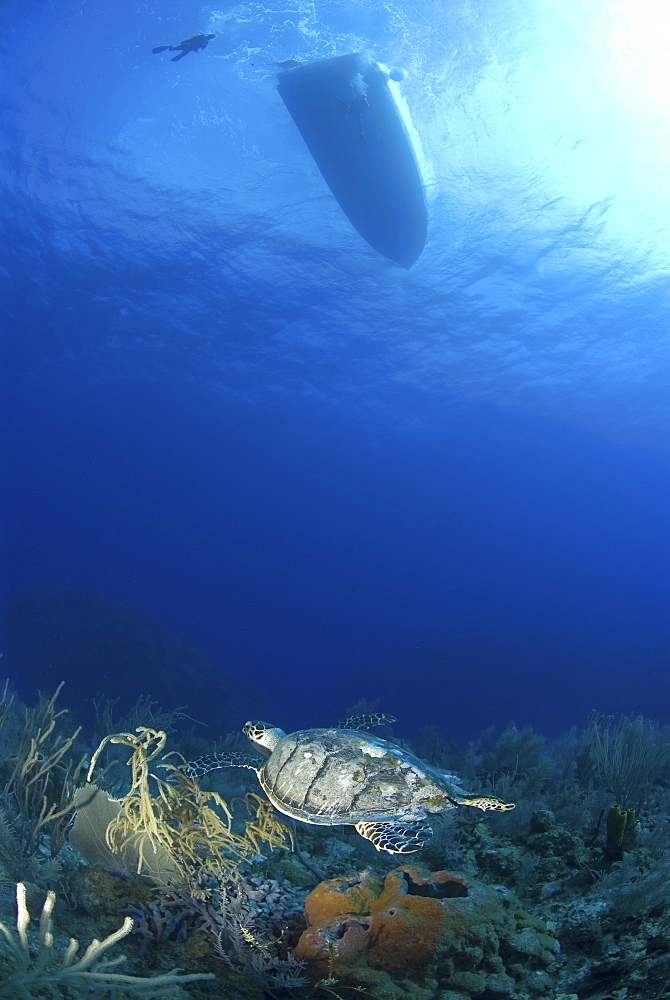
(355, 819, 433, 854)
(171, 51, 188, 61)
(152, 45, 171, 53)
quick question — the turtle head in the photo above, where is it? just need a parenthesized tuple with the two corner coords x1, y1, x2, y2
(243, 721, 286, 756)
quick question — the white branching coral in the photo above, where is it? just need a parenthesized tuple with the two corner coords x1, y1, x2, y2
(0, 882, 214, 998)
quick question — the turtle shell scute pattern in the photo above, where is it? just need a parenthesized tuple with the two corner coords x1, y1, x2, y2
(258, 728, 443, 826)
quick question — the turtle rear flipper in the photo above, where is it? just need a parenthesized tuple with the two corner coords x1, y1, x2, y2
(355, 818, 433, 854)
(335, 713, 396, 731)
(187, 751, 260, 778)
(455, 794, 515, 812)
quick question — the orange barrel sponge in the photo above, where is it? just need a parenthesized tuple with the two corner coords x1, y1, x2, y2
(294, 866, 473, 977)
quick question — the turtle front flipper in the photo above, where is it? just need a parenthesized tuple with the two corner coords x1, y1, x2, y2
(335, 713, 397, 731)
(455, 794, 515, 812)
(186, 751, 260, 778)
(355, 819, 433, 854)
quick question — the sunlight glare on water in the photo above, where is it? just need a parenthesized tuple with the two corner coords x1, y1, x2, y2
(610, 0, 670, 108)
(421, 0, 670, 264)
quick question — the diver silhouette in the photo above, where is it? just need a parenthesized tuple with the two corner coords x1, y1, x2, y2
(152, 34, 216, 62)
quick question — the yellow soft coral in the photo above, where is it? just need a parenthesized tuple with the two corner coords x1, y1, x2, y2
(77, 727, 291, 891)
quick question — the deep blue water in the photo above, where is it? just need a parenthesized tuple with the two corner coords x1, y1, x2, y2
(2, 0, 669, 744)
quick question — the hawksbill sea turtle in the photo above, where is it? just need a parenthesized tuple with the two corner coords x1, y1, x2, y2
(187, 714, 514, 854)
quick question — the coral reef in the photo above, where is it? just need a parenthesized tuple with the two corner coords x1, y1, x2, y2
(0, 881, 213, 998)
(74, 726, 291, 885)
(294, 865, 558, 995)
(2, 676, 670, 999)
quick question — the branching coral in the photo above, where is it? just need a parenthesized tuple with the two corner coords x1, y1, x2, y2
(80, 726, 291, 888)
(65, 728, 307, 994)
(188, 870, 309, 993)
(584, 712, 670, 809)
(0, 881, 214, 998)
(1, 682, 85, 857)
